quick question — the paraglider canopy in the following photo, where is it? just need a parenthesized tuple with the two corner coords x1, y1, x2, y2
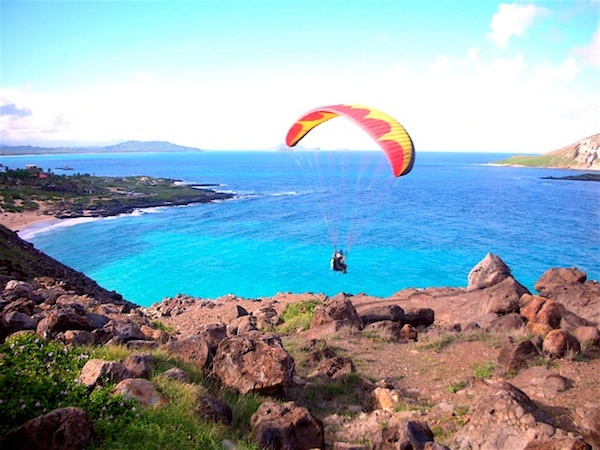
(285, 104, 415, 177)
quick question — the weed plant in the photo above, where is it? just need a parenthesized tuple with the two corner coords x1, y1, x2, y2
(279, 298, 322, 333)
(0, 333, 262, 449)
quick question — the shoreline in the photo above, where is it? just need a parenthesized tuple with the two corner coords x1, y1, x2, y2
(0, 210, 61, 233)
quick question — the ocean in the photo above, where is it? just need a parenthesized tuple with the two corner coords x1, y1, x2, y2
(3, 151, 599, 307)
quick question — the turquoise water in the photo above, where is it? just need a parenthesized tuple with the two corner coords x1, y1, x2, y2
(3, 151, 599, 307)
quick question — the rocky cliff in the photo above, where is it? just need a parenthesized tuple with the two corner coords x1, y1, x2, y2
(494, 133, 600, 170)
(0, 224, 134, 309)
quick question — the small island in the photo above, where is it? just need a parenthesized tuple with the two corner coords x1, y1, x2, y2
(0, 165, 233, 228)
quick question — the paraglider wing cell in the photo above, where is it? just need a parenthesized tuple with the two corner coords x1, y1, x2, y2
(285, 104, 415, 177)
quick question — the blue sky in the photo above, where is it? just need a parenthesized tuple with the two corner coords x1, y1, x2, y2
(1, 0, 598, 152)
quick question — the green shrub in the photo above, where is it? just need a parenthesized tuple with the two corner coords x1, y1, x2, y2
(0, 333, 136, 437)
(472, 361, 495, 379)
(279, 298, 322, 333)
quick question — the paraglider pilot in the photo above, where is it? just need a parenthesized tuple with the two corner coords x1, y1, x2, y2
(331, 249, 347, 273)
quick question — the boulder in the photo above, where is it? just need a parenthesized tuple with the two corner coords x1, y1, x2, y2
(121, 353, 156, 379)
(63, 330, 95, 346)
(511, 366, 569, 400)
(196, 394, 232, 425)
(102, 319, 146, 342)
(363, 320, 402, 341)
(310, 293, 363, 330)
(369, 420, 438, 450)
(77, 359, 131, 388)
(36, 309, 93, 339)
(400, 324, 418, 342)
(211, 331, 295, 395)
(572, 326, 600, 349)
(576, 403, 600, 448)
(453, 382, 567, 449)
(0, 407, 94, 450)
(520, 294, 566, 329)
(113, 378, 168, 408)
(308, 356, 356, 380)
(3, 298, 35, 315)
(523, 438, 592, 449)
(162, 334, 211, 372)
(476, 276, 530, 316)
(497, 337, 538, 373)
(468, 253, 512, 290)
(5, 311, 38, 334)
(543, 329, 581, 359)
(250, 401, 324, 450)
(197, 322, 228, 353)
(301, 339, 338, 369)
(357, 304, 404, 325)
(403, 308, 435, 327)
(534, 268, 600, 324)
(227, 315, 258, 335)
(487, 312, 526, 332)
(161, 367, 189, 382)
(252, 304, 282, 329)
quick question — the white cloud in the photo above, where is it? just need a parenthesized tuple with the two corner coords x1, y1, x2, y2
(487, 3, 547, 48)
(1, 47, 598, 154)
(575, 24, 600, 68)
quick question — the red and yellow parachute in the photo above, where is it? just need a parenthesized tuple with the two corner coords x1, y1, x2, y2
(285, 104, 415, 177)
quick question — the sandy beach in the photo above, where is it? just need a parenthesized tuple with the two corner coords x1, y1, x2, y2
(0, 210, 59, 233)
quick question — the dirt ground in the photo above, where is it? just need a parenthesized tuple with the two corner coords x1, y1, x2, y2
(155, 291, 600, 447)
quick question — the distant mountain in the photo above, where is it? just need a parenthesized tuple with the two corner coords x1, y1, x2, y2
(492, 133, 600, 170)
(0, 140, 204, 155)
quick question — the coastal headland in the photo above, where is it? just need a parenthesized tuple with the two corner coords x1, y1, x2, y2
(0, 165, 233, 232)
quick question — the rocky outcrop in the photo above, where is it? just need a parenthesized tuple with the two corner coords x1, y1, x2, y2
(453, 382, 571, 449)
(0, 225, 133, 308)
(250, 401, 324, 450)
(0, 407, 95, 450)
(211, 331, 296, 395)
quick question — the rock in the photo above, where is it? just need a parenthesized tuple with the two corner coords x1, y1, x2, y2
(103, 319, 146, 342)
(487, 312, 526, 332)
(497, 337, 538, 373)
(250, 401, 324, 450)
(161, 367, 189, 382)
(369, 420, 438, 450)
(228, 304, 249, 321)
(162, 334, 211, 372)
(36, 309, 93, 339)
(3, 298, 35, 315)
(309, 356, 356, 380)
(543, 329, 581, 359)
(372, 387, 403, 410)
(212, 331, 295, 395)
(572, 326, 600, 349)
(5, 311, 38, 333)
(301, 339, 338, 369)
(403, 308, 435, 327)
(511, 366, 569, 400)
(311, 293, 363, 330)
(121, 353, 156, 379)
(357, 304, 404, 325)
(197, 322, 228, 353)
(534, 268, 600, 324)
(520, 294, 566, 329)
(113, 378, 168, 408)
(523, 437, 592, 449)
(252, 305, 282, 329)
(576, 403, 600, 448)
(400, 324, 418, 342)
(363, 320, 402, 341)
(196, 394, 232, 425)
(0, 406, 94, 450)
(77, 359, 131, 388)
(476, 276, 530, 316)
(227, 315, 258, 335)
(63, 329, 95, 346)
(468, 253, 512, 290)
(453, 381, 566, 449)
